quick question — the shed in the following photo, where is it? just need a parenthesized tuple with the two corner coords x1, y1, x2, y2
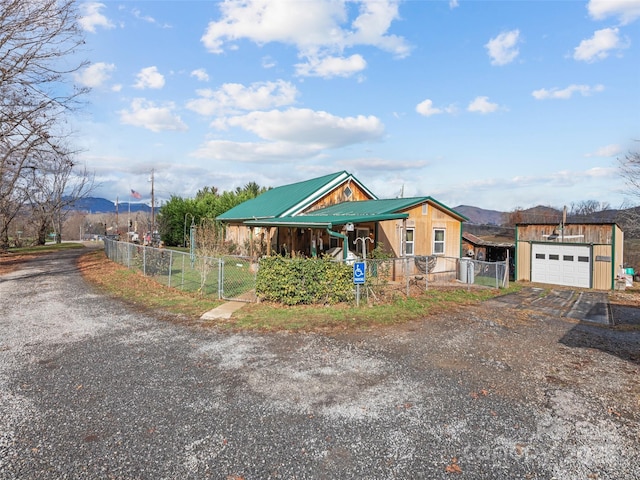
(515, 222, 624, 290)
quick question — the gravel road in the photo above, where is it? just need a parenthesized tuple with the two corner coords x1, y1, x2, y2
(1, 247, 638, 479)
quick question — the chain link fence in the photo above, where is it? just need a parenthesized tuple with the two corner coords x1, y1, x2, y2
(344, 256, 508, 301)
(103, 238, 257, 301)
(103, 239, 506, 305)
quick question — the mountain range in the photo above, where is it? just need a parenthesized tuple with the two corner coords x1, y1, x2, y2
(74, 197, 627, 227)
(71, 197, 151, 214)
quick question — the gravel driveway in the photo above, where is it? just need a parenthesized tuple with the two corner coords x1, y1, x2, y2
(1, 247, 638, 479)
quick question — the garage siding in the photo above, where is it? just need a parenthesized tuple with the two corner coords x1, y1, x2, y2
(593, 244, 614, 290)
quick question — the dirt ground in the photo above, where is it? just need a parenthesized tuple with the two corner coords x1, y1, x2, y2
(2, 248, 640, 478)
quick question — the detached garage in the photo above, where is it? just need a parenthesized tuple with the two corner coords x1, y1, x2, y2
(516, 222, 624, 290)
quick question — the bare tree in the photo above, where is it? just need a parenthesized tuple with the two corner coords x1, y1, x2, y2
(0, 0, 88, 250)
(617, 150, 640, 238)
(25, 147, 94, 244)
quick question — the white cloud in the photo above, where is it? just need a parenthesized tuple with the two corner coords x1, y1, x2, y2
(119, 98, 188, 132)
(531, 84, 605, 100)
(295, 54, 367, 78)
(262, 56, 277, 69)
(190, 69, 210, 82)
(449, 0, 459, 9)
(416, 99, 442, 117)
(186, 80, 298, 116)
(200, 0, 410, 79)
(587, 0, 640, 25)
(343, 158, 429, 171)
(190, 140, 322, 163)
(415, 99, 457, 117)
(573, 27, 628, 62)
(194, 107, 385, 163)
(74, 62, 116, 88)
(132, 7, 157, 25)
(79, 2, 115, 33)
(216, 108, 385, 148)
(485, 30, 521, 66)
(133, 66, 165, 89)
(467, 96, 499, 114)
(585, 144, 622, 157)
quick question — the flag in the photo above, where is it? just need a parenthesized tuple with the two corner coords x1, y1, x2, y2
(130, 189, 142, 199)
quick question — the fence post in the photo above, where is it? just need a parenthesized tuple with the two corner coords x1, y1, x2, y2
(168, 250, 173, 287)
(218, 258, 224, 300)
(405, 256, 410, 296)
(181, 252, 185, 290)
(143, 247, 146, 276)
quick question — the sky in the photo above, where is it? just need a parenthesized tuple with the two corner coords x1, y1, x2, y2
(70, 0, 640, 212)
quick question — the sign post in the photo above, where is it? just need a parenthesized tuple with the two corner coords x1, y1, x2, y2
(353, 261, 365, 307)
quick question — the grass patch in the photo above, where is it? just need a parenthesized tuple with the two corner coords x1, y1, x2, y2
(227, 285, 519, 332)
(25, 246, 517, 331)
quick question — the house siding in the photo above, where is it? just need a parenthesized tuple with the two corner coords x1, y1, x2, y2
(377, 202, 462, 259)
(304, 181, 373, 213)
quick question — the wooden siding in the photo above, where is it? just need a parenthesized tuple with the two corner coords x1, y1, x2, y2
(516, 242, 531, 281)
(593, 244, 613, 290)
(377, 202, 462, 261)
(304, 181, 373, 213)
(517, 224, 614, 244)
(515, 224, 624, 290)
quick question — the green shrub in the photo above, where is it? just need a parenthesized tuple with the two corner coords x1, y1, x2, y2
(256, 256, 353, 305)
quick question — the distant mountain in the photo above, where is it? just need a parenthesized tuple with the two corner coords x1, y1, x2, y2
(68, 197, 151, 213)
(454, 205, 505, 225)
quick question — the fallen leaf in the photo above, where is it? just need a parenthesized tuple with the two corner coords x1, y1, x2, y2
(445, 457, 462, 474)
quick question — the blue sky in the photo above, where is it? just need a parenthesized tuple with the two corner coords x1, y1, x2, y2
(72, 0, 640, 212)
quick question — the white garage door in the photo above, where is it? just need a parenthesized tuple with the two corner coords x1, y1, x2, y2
(531, 244, 591, 288)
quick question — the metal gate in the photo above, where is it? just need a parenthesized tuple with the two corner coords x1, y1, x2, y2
(220, 255, 257, 302)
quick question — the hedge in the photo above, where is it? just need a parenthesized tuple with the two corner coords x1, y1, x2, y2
(256, 256, 353, 305)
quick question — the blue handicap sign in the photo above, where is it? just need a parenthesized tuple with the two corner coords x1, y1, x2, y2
(353, 261, 366, 284)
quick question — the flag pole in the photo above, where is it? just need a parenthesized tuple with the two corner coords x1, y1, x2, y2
(115, 196, 119, 234)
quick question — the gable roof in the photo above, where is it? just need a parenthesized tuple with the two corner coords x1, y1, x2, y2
(305, 197, 420, 217)
(243, 197, 467, 228)
(216, 171, 376, 221)
(304, 197, 467, 221)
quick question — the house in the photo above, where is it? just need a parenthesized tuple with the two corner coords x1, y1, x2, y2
(217, 171, 467, 268)
(515, 222, 624, 290)
(462, 231, 515, 280)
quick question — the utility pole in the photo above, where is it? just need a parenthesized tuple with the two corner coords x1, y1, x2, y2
(150, 168, 155, 233)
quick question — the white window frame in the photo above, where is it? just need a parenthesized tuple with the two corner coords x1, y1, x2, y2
(404, 227, 415, 256)
(433, 228, 445, 255)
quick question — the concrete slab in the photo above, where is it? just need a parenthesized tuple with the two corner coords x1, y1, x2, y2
(489, 287, 611, 325)
(200, 301, 247, 320)
(566, 292, 610, 325)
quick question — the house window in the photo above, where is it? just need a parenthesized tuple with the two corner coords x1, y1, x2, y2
(422, 203, 428, 215)
(344, 186, 352, 198)
(404, 228, 415, 256)
(433, 229, 445, 255)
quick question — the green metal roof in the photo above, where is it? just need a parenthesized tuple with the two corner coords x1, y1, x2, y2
(216, 171, 377, 221)
(306, 197, 468, 221)
(244, 212, 409, 229)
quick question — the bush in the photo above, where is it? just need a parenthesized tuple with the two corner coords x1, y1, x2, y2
(256, 256, 353, 305)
